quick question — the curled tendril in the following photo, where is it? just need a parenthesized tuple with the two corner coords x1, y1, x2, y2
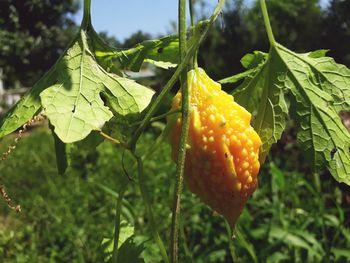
(0, 113, 46, 212)
(0, 185, 21, 212)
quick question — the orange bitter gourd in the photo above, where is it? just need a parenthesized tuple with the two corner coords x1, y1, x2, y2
(169, 68, 262, 226)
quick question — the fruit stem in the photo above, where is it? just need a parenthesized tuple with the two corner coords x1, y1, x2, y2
(260, 0, 276, 46)
(170, 0, 189, 261)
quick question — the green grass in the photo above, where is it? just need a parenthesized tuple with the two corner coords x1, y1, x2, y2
(0, 127, 349, 262)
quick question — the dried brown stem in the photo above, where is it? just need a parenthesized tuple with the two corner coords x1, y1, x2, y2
(0, 113, 46, 212)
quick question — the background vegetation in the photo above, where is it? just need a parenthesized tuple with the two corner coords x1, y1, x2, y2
(0, 0, 349, 262)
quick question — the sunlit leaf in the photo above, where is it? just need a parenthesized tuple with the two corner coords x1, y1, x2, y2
(39, 31, 154, 143)
(232, 42, 350, 185)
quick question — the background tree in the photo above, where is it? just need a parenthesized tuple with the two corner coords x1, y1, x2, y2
(0, 0, 79, 89)
(121, 30, 152, 48)
(98, 31, 121, 48)
(321, 0, 350, 64)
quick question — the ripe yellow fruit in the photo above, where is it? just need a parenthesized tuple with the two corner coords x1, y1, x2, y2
(170, 68, 261, 226)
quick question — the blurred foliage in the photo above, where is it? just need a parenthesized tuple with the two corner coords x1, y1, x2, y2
(0, 127, 349, 262)
(0, 0, 79, 88)
(322, 0, 350, 64)
(98, 31, 122, 48)
(122, 30, 152, 48)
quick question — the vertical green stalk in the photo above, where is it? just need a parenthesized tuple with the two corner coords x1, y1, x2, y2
(189, 0, 198, 68)
(170, 0, 189, 262)
(260, 0, 276, 46)
(111, 183, 127, 263)
(136, 155, 169, 263)
(82, 0, 91, 28)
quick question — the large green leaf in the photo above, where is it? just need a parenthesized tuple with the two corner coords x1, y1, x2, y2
(232, 43, 350, 185)
(0, 11, 156, 144)
(40, 30, 154, 143)
(276, 44, 350, 184)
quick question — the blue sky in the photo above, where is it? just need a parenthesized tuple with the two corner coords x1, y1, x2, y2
(74, 0, 330, 42)
(74, 0, 179, 41)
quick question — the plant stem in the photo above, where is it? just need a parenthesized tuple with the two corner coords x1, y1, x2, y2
(189, 0, 198, 68)
(82, 0, 91, 28)
(99, 131, 122, 145)
(128, 0, 226, 151)
(170, 0, 188, 262)
(179, 0, 187, 61)
(135, 155, 169, 263)
(259, 0, 276, 46)
(111, 183, 128, 263)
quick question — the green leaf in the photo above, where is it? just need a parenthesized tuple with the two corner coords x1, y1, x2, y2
(235, 48, 289, 163)
(307, 49, 329, 59)
(51, 126, 68, 175)
(266, 252, 289, 263)
(117, 221, 135, 249)
(219, 68, 257, 85)
(268, 227, 323, 261)
(117, 237, 146, 263)
(95, 35, 179, 72)
(234, 226, 258, 263)
(102, 222, 137, 263)
(102, 221, 135, 257)
(219, 51, 267, 85)
(40, 30, 155, 143)
(269, 227, 311, 250)
(331, 248, 350, 260)
(108, 234, 162, 263)
(235, 43, 350, 184)
(0, 69, 56, 138)
(241, 51, 267, 69)
(275, 44, 350, 184)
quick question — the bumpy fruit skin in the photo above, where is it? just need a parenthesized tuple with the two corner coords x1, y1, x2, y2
(170, 68, 261, 226)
